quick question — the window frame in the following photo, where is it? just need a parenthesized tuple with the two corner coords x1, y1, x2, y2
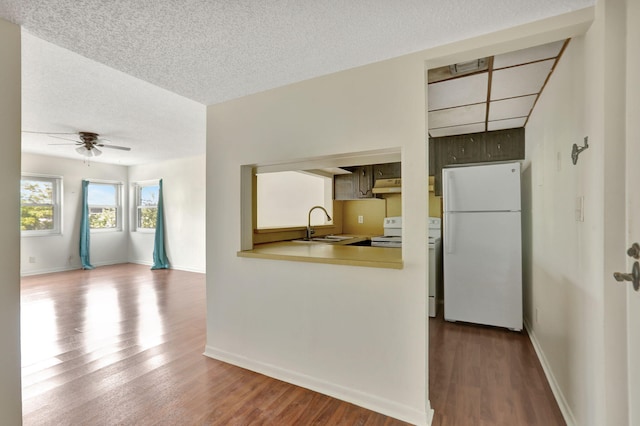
(133, 180, 160, 233)
(20, 173, 63, 237)
(86, 180, 123, 233)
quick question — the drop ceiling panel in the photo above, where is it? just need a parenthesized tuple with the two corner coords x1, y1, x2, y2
(428, 103, 486, 129)
(488, 95, 537, 121)
(490, 59, 554, 100)
(430, 123, 486, 138)
(428, 73, 488, 111)
(488, 117, 527, 131)
(493, 40, 565, 69)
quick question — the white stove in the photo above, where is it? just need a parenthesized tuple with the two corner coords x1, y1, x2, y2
(371, 216, 402, 248)
(428, 217, 442, 318)
(371, 235, 402, 248)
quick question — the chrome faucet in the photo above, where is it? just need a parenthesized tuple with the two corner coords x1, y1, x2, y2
(307, 206, 332, 240)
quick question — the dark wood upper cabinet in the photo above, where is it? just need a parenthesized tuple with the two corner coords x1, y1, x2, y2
(373, 162, 401, 180)
(334, 162, 401, 200)
(429, 128, 525, 195)
(334, 165, 374, 199)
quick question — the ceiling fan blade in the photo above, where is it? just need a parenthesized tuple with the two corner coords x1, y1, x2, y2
(98, 144, 131, 151)
(49, 135, 80, 143)
(48, 143, 81, 146)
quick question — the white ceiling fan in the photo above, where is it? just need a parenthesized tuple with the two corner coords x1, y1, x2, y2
(23, 130, 131, 157)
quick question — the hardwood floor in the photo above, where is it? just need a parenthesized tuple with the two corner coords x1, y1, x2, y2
(429, 311, 566, 426)
(21, 264, 564, 425)
(20, 264, 408, 425)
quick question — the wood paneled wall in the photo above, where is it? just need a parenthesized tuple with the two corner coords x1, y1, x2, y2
(429, 128, 525, 195)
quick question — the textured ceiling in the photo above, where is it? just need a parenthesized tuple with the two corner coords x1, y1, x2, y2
(1, 0, 593, 105)
(0, 0, 594, 165)
(20, 32, 206, 166)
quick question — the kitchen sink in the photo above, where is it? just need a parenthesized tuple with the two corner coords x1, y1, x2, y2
(291, 235, 355, 244)
(311, 236, 354, 242)
(344, 239, 372, 246)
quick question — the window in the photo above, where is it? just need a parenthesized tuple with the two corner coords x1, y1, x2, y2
(135, 182, 159, 231)
(20, 175, 62, 235)
(87, 182, 122, 231)
(257, 171, 332, 229)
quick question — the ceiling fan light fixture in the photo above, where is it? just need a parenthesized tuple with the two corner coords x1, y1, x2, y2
(75, 145, 102, 157)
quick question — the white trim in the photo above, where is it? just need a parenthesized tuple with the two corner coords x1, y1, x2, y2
(133, 178, 160, 186)
(524, 319, 576, 426)
(87, 182, 123, 231)
(20, 265, 79, 276)
(19, 259, 128, 277)
(21, 172, 63, 180)
(84, 178, 125, 185)
(203, 345, 429, 426)
(129, 259, 205, 274)
(132, 181, 161, 232)
(20, 174, 63, 236)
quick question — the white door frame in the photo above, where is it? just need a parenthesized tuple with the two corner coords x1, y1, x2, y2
(625, 0, 640, 423)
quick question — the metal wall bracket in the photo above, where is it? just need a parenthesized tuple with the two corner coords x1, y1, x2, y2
(571, 136, 589, 165)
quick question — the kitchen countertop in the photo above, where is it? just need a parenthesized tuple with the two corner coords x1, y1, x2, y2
(237, 236, 403, 269)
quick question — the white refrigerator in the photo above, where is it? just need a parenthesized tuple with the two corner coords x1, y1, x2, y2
(442, 162, 522, 331)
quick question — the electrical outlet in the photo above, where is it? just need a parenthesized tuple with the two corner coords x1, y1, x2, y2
(358, 215, 364, 224)
(29, 256, 36, 264)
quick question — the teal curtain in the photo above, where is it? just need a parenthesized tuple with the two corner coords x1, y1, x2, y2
(151, 179, 170, 270)
(79, 180, 94, 270)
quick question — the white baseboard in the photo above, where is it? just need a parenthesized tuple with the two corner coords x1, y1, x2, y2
(129, 259, 153, 267)
(524, 319, 576, 426)
(20, 265, 80, 276)
(129, 259, 205, 274)
(203, 345, 430, 426)
(20, 259, 127, 276)
(22, 260, 204, 276)
(92, 259, 129, 267)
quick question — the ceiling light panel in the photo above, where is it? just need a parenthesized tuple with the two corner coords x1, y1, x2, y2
(487, 117, 527, 131)
(430, 123, 486, 138)
(490, 59, 554, 101)
(428, 73, 488, 111)
(488, 95, 537, 121)
(428, 103, 486, 129)
(493, 40, 565, 69)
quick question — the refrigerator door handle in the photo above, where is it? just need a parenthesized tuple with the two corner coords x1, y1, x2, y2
(445, 170, 453, 209)
(445, 212, 454, 253)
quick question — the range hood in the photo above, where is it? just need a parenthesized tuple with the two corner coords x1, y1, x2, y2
(372, 178, 401, 194)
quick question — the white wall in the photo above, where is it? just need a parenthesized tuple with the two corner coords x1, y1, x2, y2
(128, 155, 206, 273)
(205, 9, 594, 426)
(0, 17, 23, 425)
(206, 56, 430, 424)
(523, 0, 628, 424)
(21, 153, 129, 275)
(20, 153, 206, 275)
